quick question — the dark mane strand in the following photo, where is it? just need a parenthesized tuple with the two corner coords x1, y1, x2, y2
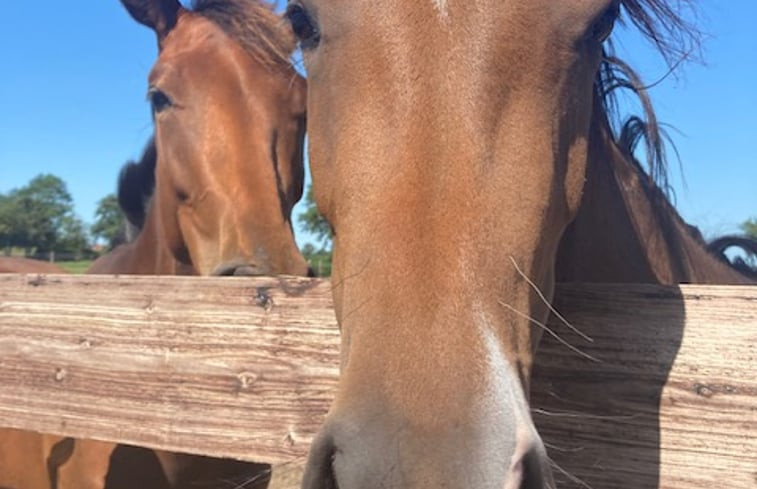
(117, 137, 157, 231)
(191, 0, 295, 71)
(707, 236, 757, 280)
(617, 0, 701, 66)
(595, 0, 701, 193)
(618, 114, 681, 200)
(595, 54, 673, 197)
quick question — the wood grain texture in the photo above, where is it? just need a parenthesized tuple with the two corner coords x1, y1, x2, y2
(531, 284, 757, 489)
(0, 274, 338, 464)
(0, 274, 755, 487)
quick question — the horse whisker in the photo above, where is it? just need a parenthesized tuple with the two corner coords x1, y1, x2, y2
(498, 300, 601, 363)
(508, 256, 594, 343)
(544, 441, 585, 453)
(532, 408, 639, 421)
(230, 469, 272, 489)
(549, 457, 594, 489)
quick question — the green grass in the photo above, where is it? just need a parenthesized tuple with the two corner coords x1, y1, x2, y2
(57, 260, 93, 274)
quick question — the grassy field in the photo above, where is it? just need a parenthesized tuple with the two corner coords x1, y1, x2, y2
(57, 261, 93, 274)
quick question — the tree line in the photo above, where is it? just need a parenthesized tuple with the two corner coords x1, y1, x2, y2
(0, 174, 125, 260)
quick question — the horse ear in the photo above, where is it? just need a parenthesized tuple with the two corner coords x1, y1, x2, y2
(120, 0, 182, 42)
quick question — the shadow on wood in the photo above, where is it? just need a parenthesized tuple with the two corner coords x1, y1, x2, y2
(532, 284, 755, 489)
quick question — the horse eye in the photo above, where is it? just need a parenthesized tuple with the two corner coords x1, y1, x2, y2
(285, 3, 320, 49)
(148, 87, 173, 114)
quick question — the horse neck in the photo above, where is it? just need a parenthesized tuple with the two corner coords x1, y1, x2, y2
(556, 115, 753, 285)
(130, 206, 196, 274)
(89, 208, 191, 275)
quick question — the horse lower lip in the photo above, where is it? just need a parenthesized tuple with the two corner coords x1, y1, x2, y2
(232, 265, 259, 276)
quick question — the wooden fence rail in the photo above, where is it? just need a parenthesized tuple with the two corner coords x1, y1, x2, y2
(0, 274, 755, 488)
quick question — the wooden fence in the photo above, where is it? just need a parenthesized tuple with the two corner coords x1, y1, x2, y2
(0, 274, 755, 488)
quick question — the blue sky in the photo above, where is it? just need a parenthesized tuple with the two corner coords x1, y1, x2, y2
(0, 1, 754, 247)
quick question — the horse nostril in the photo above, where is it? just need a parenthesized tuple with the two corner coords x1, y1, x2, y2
(507, 442, 552, 489)
(302, 429, 339, 489)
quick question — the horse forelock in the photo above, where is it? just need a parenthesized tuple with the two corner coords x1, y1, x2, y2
(191, 0, 296, 72)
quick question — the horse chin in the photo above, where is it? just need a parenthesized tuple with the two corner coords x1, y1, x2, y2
(210, 261, 269, 277)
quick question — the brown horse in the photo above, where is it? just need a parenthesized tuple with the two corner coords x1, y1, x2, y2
(540, 63, 755, 488)
(0, 1, 307, 489)
(88, 0, 308, 486)
(89, 0, 310, 485)
(555, 60, 755, 285)
(285, 1, 713, 488)
(88, 0, 309, 278)
(0, 256, 67, 274)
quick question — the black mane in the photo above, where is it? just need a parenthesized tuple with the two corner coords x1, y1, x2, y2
(595, 0, 701, 194)
(708, 236, 757, 280)
(117, 136, 156, 231)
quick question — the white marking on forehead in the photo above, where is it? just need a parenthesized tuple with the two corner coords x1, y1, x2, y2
(432, 0, 449, 20)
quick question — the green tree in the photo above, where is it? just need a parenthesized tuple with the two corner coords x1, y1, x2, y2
(742, 218, 757, 239)
(301, 243, 333, 277)
(298, 184, 332, 248)
(57, 215, 90, 257)
(0, 192, 23, 253)
(14, 174, 75, 252)
(0, 174, 88, 255)
(297, 184, 333, 276)
(91, 194, 126, 251)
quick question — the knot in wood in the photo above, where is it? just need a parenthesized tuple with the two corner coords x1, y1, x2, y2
(27, 275, 46, 287)
(695, 383, 713, 398)
(236, 371, 259, 390)
(255, 288, 274, 311)
(54, 368, 67, 382)
(285, 431, 296, 447)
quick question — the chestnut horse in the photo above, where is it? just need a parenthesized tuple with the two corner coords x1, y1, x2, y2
(555, 58, 756, 285)
(284, 1, 722, 488)
(0, 257, 67, 274)
(89, 0, 308, 278)
(0, 0, 307, 488)
(88, 0, 309, 486)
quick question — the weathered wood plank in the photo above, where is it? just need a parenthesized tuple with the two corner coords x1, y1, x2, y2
(531, 284, 757, 489)
(0, 275, 755, 487)
(0, 274, 339, 464)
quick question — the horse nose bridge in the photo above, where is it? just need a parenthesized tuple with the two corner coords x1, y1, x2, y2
(218, 201, 308, 275)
